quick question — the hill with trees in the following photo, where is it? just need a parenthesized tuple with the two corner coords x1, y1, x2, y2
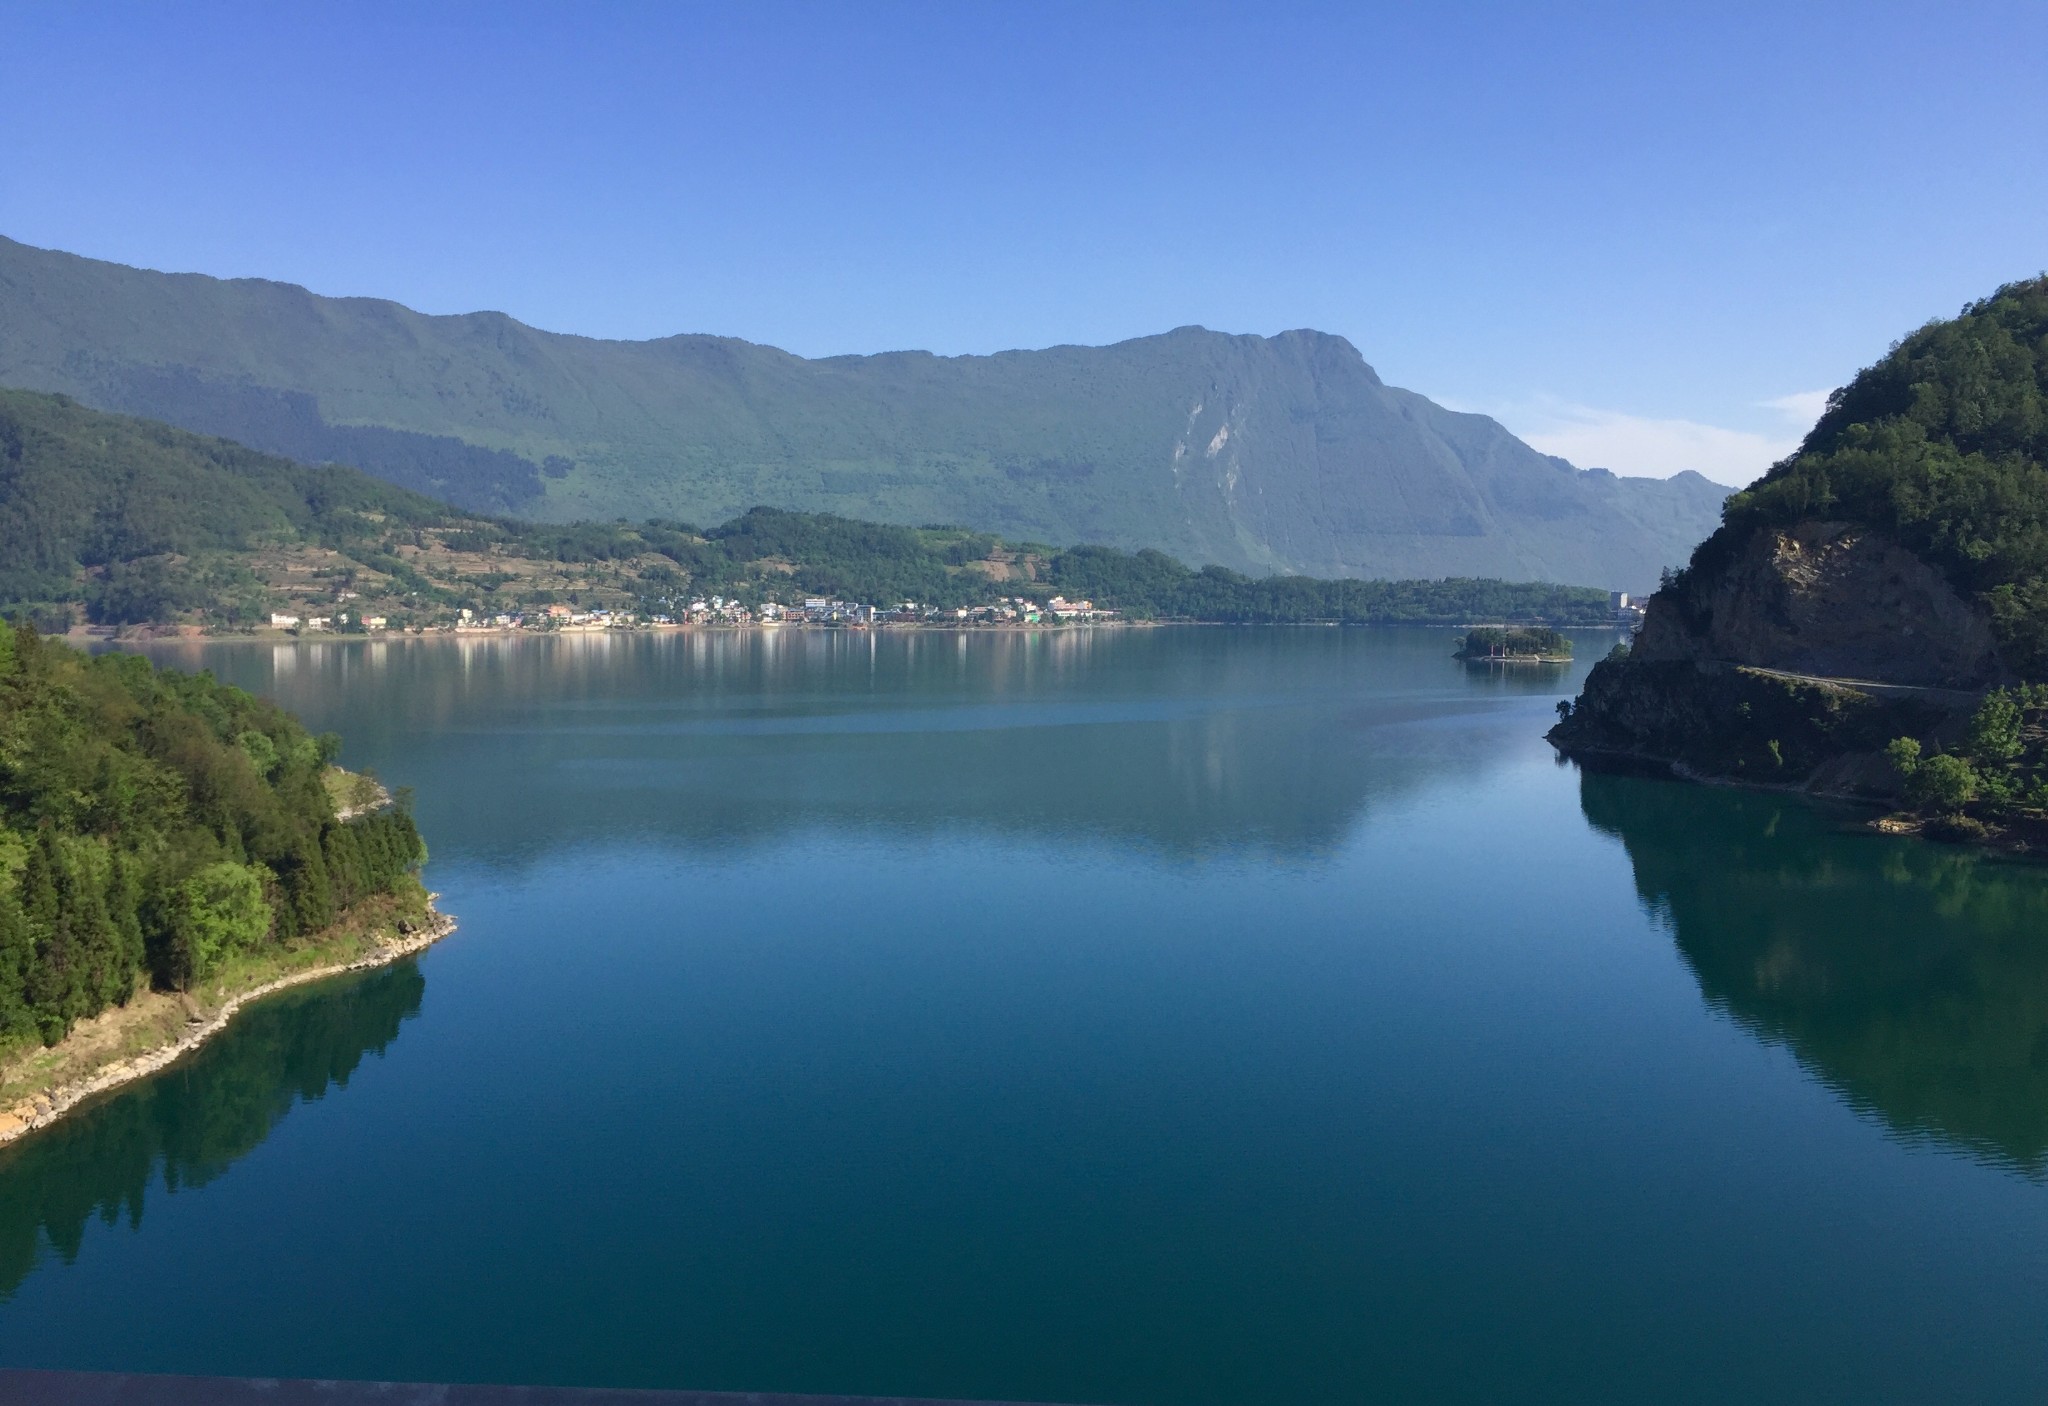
(0, 618, 426, 1053)
(0, 235, 1726, 591)
(0, 389, 1623, 629)
(1683, 275, 2048, 677)
(1552, 275, 2048, 843)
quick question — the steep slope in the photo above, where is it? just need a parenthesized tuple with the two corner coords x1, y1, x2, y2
(0, 237, 1724, 589)
(1553, 275, 2048, 803)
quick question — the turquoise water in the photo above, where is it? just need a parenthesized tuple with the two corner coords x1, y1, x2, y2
(3, 627, 2046, 1403)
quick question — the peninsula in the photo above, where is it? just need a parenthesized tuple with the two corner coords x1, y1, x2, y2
(1550, 275, 2048, 849)
(0, 619, 447, 1142)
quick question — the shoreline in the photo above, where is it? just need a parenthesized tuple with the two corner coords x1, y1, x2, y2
(0, 899, 457, 1149)
(75, 619, 1622, 647)
(1553, 740, 2048, 859)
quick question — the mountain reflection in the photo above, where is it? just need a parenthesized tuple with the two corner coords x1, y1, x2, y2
(133, 629, 1577, 865)
(0, 963, 425, 1296)
(1579, 769, 2048, 1175)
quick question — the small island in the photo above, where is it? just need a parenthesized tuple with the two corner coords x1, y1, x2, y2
(1455, 626, 1574, 663)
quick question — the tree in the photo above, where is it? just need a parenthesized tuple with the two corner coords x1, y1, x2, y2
(158, 862, 273, 989)
(1906, 754, 1982, 813)
(1968, 689, 2026, 767)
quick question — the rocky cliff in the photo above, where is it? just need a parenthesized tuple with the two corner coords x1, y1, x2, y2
(1629, 520, 2003, 690)
(1550, 275, 2048, 803)
(1551, 519, 1984, 793)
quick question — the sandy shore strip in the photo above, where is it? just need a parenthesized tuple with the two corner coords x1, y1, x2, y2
(0, 901, 457, 1148)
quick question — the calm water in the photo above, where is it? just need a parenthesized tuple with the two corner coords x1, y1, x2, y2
(3, 627, 2047, 1404)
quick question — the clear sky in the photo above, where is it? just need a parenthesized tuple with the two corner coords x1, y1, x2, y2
(4, 1, 2043, 485)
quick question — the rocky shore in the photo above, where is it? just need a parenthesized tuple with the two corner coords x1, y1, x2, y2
(0, 900, 456, 1148)
(1553, 524, 1981, 778)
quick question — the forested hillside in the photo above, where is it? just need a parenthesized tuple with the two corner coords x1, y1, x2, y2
(1690, 276, 2048, 675)
(0, 620, 424, 1048)
(1555, 275, 2048, 829)
(0, 387, 460, 627)
(0, 236, 1726, 590)
(0, 391, 1620, 627)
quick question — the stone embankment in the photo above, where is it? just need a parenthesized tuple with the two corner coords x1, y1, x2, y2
(0, 903, 456, 1148)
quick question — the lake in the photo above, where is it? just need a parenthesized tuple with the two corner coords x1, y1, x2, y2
(3, 626, 2046, 1404)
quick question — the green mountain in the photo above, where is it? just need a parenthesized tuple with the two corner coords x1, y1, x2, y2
(0, 236, 1725, 591)
(0, 388, 1618, 629)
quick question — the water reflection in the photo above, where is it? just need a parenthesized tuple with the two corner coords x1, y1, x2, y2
(131, 629, 1590, 866)
(0, 963, 425, 1296)
(1580, 769, 2048, 1174)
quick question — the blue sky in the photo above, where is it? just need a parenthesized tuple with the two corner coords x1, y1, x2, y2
(4, 1, 2043, 485)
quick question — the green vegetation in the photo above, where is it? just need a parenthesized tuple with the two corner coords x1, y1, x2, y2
(0, 387, 460, 628)
(0, 391, 1621, 628)
(0, 619, 424, 1050)
(1678, 276, 2048, 676)
(1040, 548, 1610, 625)
(0, 235, 1725, 586)
(1886, 686, 2048, 820)
(1558, 274, 2048, 852)
(1453, 627, 1572, 660)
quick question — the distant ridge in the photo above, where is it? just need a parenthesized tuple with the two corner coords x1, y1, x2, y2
(0, 386, 1621, 631)
(0, 236, 1726, 590)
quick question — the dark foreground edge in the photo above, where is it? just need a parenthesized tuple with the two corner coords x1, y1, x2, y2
(0, 1371, 1089, 1406)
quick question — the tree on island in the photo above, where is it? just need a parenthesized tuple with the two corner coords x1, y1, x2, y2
(1455, 627, 1573, 660)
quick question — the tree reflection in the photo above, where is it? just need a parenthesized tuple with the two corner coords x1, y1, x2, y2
(0, 961, 425, 1295)
(1580, 768, 2048, 1175)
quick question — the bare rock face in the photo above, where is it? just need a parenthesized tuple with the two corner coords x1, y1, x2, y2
(1632, 522, 2000, 689)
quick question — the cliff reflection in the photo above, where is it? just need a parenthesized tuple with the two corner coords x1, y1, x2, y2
(0, 962, 425, 1296)
(133, 629, 1574, 865)
(1580, 770, 2048, 1174)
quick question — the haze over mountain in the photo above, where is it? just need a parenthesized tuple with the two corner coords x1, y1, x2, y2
(0, 237, 1726, 590)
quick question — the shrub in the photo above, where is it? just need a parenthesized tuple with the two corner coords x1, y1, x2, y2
(1906, 753, 1982, 813)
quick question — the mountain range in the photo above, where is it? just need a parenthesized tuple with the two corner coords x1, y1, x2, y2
(0, 236, 1727, 590)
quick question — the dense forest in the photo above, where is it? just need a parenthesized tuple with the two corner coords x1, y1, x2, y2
(0, 389, 1619, 628)
(0, 387, 460, 628)
(1680, 275, 2048, 676)
(0, 619, 424, 1048)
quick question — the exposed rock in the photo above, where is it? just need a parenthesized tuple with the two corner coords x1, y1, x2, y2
(1633, 521, 2003, 688)
(1556, 658, 1940, 784)
(1551, 517, 1998, 801)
